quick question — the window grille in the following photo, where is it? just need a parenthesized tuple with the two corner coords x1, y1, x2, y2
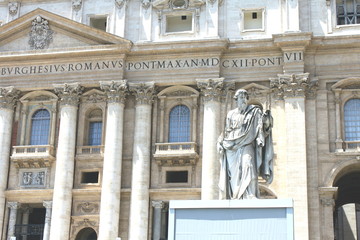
(344, 99, 360, 141)
(337, 0, 360, 25)
(88, 121, 102, 146)
(169, 105, 190, 142)
(30, 109, 50, 145)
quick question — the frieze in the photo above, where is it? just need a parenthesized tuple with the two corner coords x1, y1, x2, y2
(29, 16, 53, 50)
(100, 80, 128, 103)
(76, 202, 99, 215)
(0, 54, 298, 77)
(20, 170, 46, 187)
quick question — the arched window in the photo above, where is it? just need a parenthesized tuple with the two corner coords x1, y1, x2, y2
(87, 109, 103, 146)
(30, 109, 50, 145)
(75, 227, 97, 240)
(169, 105, 190, 142)
(344, 99, 360, 143)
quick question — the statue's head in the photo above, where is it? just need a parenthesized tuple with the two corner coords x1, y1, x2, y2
(233, 89, 249, 100)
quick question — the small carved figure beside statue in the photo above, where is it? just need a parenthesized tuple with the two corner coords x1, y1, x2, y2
(217, 89, 274, 200)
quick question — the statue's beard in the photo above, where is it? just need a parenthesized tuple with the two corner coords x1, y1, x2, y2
(238, 102, 247, 111)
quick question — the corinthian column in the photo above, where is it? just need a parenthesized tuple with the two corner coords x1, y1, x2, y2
(42, 201, 52, 240)
(128, 82, 156, 240)
(197, 78, 224, 200)
(7, 202, 20, 240)
(0, 87, 19, 239)
(270, 73, 317, 240)
(50, 83, 83, 240)
(319, 187, 337, 240)
(98, 80, 128, 240)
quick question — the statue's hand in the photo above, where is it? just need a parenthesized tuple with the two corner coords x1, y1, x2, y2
(217, 142, 224, 154)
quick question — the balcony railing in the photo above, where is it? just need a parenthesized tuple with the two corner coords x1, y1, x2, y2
(15, 224, 44, 238)
(11, 145, 55, 168)
(12, 145, 54, 156)
(344, 141, 360, 152)
(77, 145, 104, 155)
(155, 142, 196, 153)
(154, 142, 198, 166)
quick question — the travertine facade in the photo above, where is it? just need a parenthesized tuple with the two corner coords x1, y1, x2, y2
(0, 0, 360, 239)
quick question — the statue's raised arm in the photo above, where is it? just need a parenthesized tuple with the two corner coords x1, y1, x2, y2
(218, 89, 274, 200)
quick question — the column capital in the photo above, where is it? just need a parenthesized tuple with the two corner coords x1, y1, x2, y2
(100, 80, 128, 104)
(152, 200, 164, 209)
(129, 82, 156, 105)
(0, 86, 20, 110)
(7, 202, 20, 210)
(196, 78, 224, 102)
(270, 73, 318, 99)
(53, 83, 83, 106)
(43, 201, 53, 209)
(319, 187, 338, 207)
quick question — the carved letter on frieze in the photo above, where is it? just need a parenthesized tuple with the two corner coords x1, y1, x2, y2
(29, 16, 54, 50)
(129, 82, 156, 105)
(100, 80, 128, 103)
(196, 78, 224, 102)
(0, 86, 20, 110)
(53, 83, 83, 106)
(22, 171, 45, 187)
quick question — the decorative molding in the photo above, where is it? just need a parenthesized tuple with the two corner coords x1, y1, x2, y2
(21, 171, 45, 187)
(8, 2, 19, 16)
(270, 73, 318, 99)
(82, 93, 107, 103)
(100, 80, 128, 103)
(207, 0, 217, 5)
(29, 16, 54, 50)
(72, 0, 82, 11)
(43, 201, 53, 209)
(196, 78, 224, 102)
(142, 0, 151, 9)
(53, 83, 83, 106)
(76, 202, 99, 215)
(129, 82, 156, 105)
(0, 86, 20, 110)
(115, 0, 128, 8)
(152, 200, 164, 209)
(7, 202, 20, 210)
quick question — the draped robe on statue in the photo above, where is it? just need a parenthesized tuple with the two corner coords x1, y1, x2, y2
(218, 104, 273, 199)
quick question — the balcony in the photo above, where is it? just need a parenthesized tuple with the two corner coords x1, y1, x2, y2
(154, 142, 198, 166)
(15, 224, 44, 240)
(76, 145, 104, 160)
(344, 141, 360, 152)
(11, 145, 55, 168)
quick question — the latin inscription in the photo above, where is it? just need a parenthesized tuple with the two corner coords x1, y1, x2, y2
(0, 53, 302, 77)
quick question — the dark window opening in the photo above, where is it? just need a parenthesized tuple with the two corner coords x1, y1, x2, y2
(166, 171, 188, 183)
(252, 12, 257, 19)
(15, 207, 46, 240)
(181, 15, 187, 20)
(90, 17, 107, 31)
(81, 172, 99, 184)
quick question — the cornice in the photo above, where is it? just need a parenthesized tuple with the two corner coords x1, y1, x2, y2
(130, 38, 229, 55)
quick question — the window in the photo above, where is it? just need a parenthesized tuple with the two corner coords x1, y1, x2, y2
(166, 14, 193, 33)
(88, 121, 102, 146)
(89, 16, 107, 31)
(166, 171, 188, 183)
(169, 105, 190, 142)
(86, 109, 103, 146)
(30, 109, 50, 145)
(344, 99, 360, 143)
(81, 171, 99, 184)
(242, 9, 264, 31)
(337, 0, 360, 25)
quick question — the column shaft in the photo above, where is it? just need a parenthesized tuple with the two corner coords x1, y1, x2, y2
(201, 100, 221, 200)
(50, 83, 82, 240)
(129, 104, 152, 240)
(42, 201, 52, 240)
(0, 87, 18, 239)
(152, 201, 164, 240)
(7, 202, 20, 240)
(98, 101, 125, 239)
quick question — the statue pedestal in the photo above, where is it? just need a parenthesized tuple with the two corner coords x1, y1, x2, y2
(168, 199, 294, 240)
